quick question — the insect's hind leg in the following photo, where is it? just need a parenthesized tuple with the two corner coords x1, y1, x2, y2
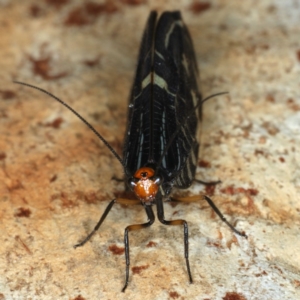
(170, 195, 247, 238)
(156, 196, 193, 284)
(122, 204, 155, 292)
(203, 195, 247, 238)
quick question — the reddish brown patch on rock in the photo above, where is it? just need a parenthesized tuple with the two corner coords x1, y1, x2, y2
(0, 110, 8, 118)
(14, 207, 32, 218)
(286, 98, 300, 111)
(262, 121, 279, 136)
(198, 160, 211, 168)
(64, 1, 118, 26)
(172, 210, 180, 216)
(85, 1, 118, 16)
(0, 90, 16, 100)
(267, 5, 277, 13)
(261, 44, 269, 50)
(0, 152, 6, 160)
(45, 117, 64, 129)
(254, 149, 265, 156)
(274, 265, 283, 274)
(190, 1, 211, 13)
(294, 280, 300, 287)
(64, 7, 90, 26)
(30, 5, 43, 17)
(235, 187, 258, 196)
(220, 185, 235, 195)
(220, 185, 258, 215)
(83, 191, 98, 204)
(71, 295, 86, 300)
(226, 235, 238, 249)
(52, 192, 77, 208)
(219, 24, 228, 31)
(83, 57, 101, 67)
(255, 270, 267, 277)
(146, 241, 157, 247)
(132, 264, 149, 274)
(45, 0, 69, 8)
(60, 192, 73, 207)
(207, 239, 222, 248)
(29, 56, 68, 80)
(169, 291, 180, 299)
(297, 50, 300, 62)
(266, 94, 275, 103)
(217, 229, 223, 240)
(222, 292, 247, 300)
(109, 244, 125, 255)
(120, 0, 146, 5)
(244, 195, 254, 214)
(49, 174, 57, 182)
(259, 136, 267, 144)
(205, 184, 216, 196)
(220, 185, 258, 197)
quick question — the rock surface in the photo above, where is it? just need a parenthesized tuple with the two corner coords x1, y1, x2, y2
(0, 1, 300, 299)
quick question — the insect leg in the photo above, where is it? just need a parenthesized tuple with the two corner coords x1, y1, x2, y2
(74, 199, 118, 248)
(122, 204, 155, 292)
(156, 195, 193, 284)
(74, 198, 141, 248)
(170, 195, 247, 238)
(194, 179, 221, 186)
(203, 195, 247, 238)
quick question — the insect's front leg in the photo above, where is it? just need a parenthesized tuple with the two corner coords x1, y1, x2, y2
(74, 198, 141, 248)
(122, 204, 155, 292)
(156, 195, 193, 284)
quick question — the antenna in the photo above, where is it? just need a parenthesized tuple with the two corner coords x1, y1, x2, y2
(13, 81, 125, 168)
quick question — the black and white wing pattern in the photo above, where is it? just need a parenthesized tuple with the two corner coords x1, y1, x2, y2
(123, 11, 201, 192)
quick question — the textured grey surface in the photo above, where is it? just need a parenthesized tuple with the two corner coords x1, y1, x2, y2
(0, 0, 300, 299)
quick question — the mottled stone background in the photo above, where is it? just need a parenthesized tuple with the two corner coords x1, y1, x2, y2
(0, 0, 300, 299)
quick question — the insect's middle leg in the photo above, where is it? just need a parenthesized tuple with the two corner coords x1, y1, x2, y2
(156, 195, 193, 284)
(194, 178, 221, 186)
(122, 204, 155, 293)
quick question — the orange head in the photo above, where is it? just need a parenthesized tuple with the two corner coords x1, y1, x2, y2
(130, 167, 161, 204)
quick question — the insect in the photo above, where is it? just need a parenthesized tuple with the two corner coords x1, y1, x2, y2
(14, 11, 247, 292)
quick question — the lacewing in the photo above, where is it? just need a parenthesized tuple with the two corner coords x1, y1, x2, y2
(14, 10, 247, 292)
